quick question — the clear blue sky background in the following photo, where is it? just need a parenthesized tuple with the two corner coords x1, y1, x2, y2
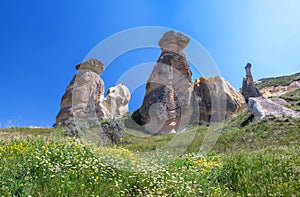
(0, 0, 299, 127)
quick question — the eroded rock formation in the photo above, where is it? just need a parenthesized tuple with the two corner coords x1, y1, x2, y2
(56, 59, 130, 126)
(248, 97, 300, 119)
(259, 80, 300, 98)
(56, 59, 105, 125)
(241, 63, 262, 102)
(98, 84, 131, 119)
(240, 64, 300, 119)
(194, 76, 247, 125)
(132, 31, 195, 134)
(132, 31, 250, 133)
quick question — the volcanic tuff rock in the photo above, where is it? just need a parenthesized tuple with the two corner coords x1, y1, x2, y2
(98, 84, 131, 119)
(248, 97, 300, 119)
(269, 98, 291, 107)
(75, 58, 104, 74)
(194, 76, 247, 125)
(158, 30, 190, 56)
(132, 31, 250, 133)
(259, 80, 300, 98)
(56, 59, 130, 126)
(241, 63, 262, 102)
(56, 59, 105, 125)
(132, 31, 195, 134)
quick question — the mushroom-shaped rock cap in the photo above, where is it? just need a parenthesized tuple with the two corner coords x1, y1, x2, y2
(75, 58, 104, 74)
(245, 63, 252, 69)
(158, 30, 190, 50)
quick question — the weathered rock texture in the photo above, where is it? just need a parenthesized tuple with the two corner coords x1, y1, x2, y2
(241, 63, 262, 102)
(132, 31, 250, 133)
(56, 59, 130, 126)
(248, 97, 300, 119)
(56, 59, 105, 125)
(132, 31, 195, 134)
(99, 84, 131, 119)
(269, 98, 291, 107)
(75, 58, 104, 74)
(194, 76, 247, 125)
(259, 80, 300, 98)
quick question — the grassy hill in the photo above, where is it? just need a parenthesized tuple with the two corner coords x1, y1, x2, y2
(256, 72, 300, 89)
(0, 113, 299, 196)
(256, 72, 300, 111)
(280, 88, 300, 111)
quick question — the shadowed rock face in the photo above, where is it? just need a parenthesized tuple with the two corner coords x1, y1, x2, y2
(194, 76, 246, 125)
(132, 31, 195, 134)
(56, 59, 105, 126)
(241, 63, 262, 102)
(132, 31, 249, 133)
(56, 59, 130, 126)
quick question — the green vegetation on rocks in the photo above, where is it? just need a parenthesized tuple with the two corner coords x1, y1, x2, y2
(280, 88, 300, 111)
(256, 72, 300, 89)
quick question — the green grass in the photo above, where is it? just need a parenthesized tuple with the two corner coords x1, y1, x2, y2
(122, 114, 300, 154)
(0, 138, 226, 196)
(256, 72, 300, 89)
(0, 115, 300, 196)
(218, 147, 299, 196)
(280, 88, 300, 111)
(256, 73, 300, 89)
(255, 71, 300, 111)
(0, 127, 64, 142)
(281, 88, 300, 101)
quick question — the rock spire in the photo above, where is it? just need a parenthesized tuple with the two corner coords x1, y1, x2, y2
(241, 63, 262, 102)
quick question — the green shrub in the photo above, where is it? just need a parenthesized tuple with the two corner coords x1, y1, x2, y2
(101, 119, 126, 146)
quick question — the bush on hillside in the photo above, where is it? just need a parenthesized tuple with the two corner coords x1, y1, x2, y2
(101, 119, 126, 146)
(63, 118, 126, 146)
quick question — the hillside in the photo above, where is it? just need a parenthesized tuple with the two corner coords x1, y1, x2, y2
(280, 88, 300, 111)
(0, 113, 299, 196)
(256, 72, 300, 111)
(256, 72, 300, 89)
(0, 72, 299, 196)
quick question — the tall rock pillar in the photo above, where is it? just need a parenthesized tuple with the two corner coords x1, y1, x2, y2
(56, 59, 105, 126)
(241, 63, 262, 102)
(132, 31, 195, 134)
(56, 59, 131, 126)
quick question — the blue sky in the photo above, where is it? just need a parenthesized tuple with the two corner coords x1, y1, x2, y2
(0, 0, 299, 127)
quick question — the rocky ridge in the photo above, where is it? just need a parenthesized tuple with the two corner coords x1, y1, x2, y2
(256, 72, 300, 99)
(240, 64, 300, 119)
